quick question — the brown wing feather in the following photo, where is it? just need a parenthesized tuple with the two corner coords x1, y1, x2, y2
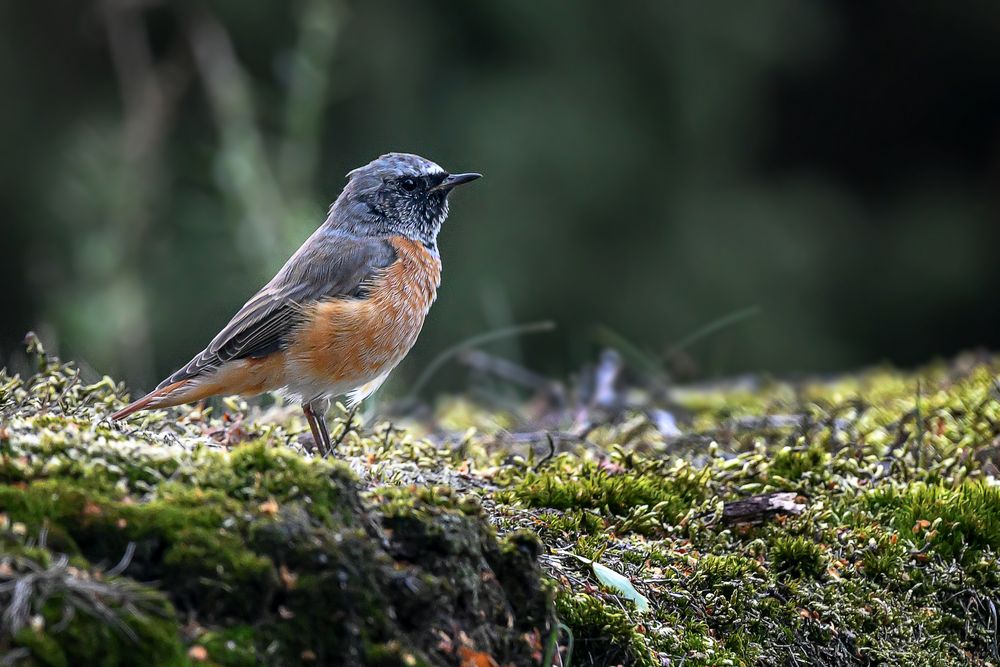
(157, 231, 396, 389)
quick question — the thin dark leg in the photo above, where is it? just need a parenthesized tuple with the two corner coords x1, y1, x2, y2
(332, 404, 359, 450)
(302, 403, 331, 456)
(315, 408, 332, 455)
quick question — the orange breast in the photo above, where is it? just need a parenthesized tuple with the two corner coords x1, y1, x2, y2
(288, 236, 442, 388)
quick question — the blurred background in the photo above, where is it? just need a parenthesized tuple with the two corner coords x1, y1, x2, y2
(3, 1, 999, 397)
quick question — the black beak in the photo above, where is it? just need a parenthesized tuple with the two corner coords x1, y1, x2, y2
(430, 172, 482, 193)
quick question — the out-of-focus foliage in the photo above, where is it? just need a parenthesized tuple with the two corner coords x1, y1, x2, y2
(3, 1, 999, 394)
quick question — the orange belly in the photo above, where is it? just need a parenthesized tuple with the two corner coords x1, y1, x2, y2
(283, 235, 442, 401)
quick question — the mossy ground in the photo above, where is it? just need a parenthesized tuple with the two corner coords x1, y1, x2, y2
(2, 340, 1000, 666)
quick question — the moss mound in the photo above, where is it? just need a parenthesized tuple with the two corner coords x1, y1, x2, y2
(3, 338, 1000, 666)
(0, 344, 554, 666)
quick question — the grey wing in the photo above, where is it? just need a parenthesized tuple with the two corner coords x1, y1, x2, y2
(157, 234, 397, 389)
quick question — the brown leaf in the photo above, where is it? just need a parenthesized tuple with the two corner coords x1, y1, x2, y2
(458, 647, 499, 667)
(279, 564, 298, 590)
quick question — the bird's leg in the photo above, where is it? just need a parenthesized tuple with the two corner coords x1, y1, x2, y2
(302, 402, 331, 456)
(315, 405, 333, 456)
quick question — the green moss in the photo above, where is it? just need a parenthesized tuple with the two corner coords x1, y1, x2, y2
(375, 484, 481, 518)
(769, 444, 829, 483)
(861, 482, 1000, 562)
(198, 626, 257, 667)
(200, 440, 358, 523)
(857, 531, 907, 580)
(5, 337, 1000, 665)
(556, 592, 659, 667)
(500, 459, 707, 532)
(696, 553, 763, 585)
(1, 549, 185, 667)
(770, 536, 827, 579)
(531, 508, 606, 538)
(0, 434, 551, 666)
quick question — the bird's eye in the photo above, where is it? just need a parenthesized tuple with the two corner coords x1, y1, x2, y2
(400, 177, 419, 192)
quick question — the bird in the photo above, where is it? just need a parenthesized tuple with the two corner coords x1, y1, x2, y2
(111, 152, 481, 454)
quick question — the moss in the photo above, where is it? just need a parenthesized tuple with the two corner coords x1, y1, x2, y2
(5, 340, 1000, 665)
(488, 530, 552, 628)
(0, 548, 185, 667)
(695, 553, 764, 587)
(198, 626, 257, 667)
(857, 530, 907, 580)
(769, 444, 830, 483)
(199, 440, 360, 524)
(770, 536, 827, 579)
(0, 402, 552, 667)
(859, 482, 1000, 563)
(375, 484, 482, 518)
(499, 459, 707, 533)
(556, 592, 660, 667)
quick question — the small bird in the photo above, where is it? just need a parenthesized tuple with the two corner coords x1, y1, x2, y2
(111, 153, 480, 453)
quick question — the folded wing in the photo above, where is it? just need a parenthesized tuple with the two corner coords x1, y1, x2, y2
(158, 234, 397, 389)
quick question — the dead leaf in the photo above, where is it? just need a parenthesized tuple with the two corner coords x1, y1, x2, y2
(279, 564, 298, 590)
(458, 647, 499, 667)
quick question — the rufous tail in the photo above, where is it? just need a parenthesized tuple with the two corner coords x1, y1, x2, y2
(110, 379, 191, 421)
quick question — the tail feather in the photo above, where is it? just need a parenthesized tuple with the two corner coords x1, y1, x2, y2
(110, 355, 286, 422)
(110, 379, 191, 421)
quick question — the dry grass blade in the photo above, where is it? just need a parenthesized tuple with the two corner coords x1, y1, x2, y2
(408, 320, 556, 400)
(0, 545, 164, 643)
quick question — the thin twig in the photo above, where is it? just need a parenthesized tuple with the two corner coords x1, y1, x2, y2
(332, 405, 358, 451)
(458, 349, 553, 392)
(534, 434, 557, 470)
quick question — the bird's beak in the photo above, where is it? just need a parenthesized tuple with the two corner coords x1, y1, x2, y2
(430, 172, 482, 193)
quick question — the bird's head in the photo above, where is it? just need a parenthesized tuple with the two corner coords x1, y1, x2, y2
(330, 152, 481, 249)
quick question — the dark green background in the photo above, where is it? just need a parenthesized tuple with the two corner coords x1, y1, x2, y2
(3, 1, 999, 396)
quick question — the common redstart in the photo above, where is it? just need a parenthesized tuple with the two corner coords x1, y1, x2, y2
(111, 153, 480, 453)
